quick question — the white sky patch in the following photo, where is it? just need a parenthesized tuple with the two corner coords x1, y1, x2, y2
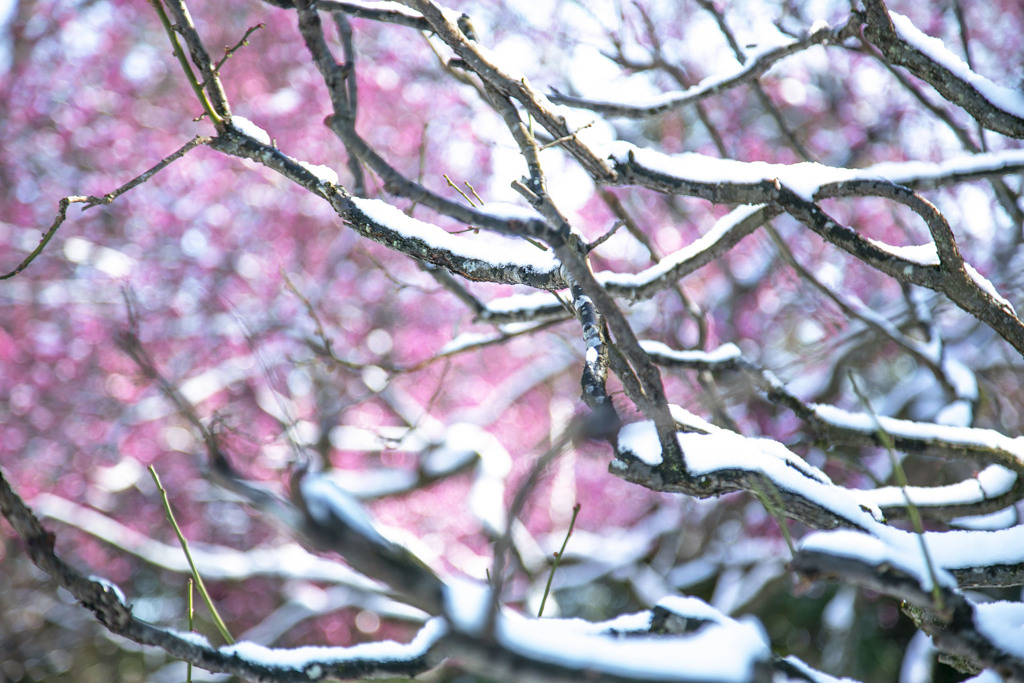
(889, 12, 1024, 119)
(230, 116, 272, 146)
(477, 202, 545, 222)
(351, 197, 560, 275)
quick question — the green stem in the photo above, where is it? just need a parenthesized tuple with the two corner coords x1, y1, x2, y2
(849, 373, 945, 612)
(538, 503, 580, 617)
(752, 480, 795, 557)
(147, 0, 222, 125)
(149, 466, 234, 644)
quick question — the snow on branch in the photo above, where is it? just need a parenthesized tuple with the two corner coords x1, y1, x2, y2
(611, 143, 1024, 203)
(862, 0, 1024, 139)
(810, 404, 1024, 474)
(793, 529, 1024, 678)
(549, 19, 852, 119)
(611, 143, 1024, 357)
(209, 127, 566, 289)
(613, 415, 1024, 588)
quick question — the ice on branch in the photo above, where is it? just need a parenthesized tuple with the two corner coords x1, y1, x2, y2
(889, 12, 1024, 119)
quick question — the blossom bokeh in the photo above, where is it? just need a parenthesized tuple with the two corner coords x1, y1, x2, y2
(3, 0, 1024, 681)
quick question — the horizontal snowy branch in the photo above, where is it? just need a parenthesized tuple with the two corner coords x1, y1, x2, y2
(862, 1, 1024, 139)
(549, 19, 850, 119)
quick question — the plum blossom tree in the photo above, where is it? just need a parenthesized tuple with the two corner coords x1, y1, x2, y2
(3, 0, 1024, 680)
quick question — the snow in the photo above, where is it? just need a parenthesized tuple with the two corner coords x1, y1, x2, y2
(804, 522, 1024, 589)
(963, 672, 1010, 683)
(599, 204, 766, 289)
(298, 161, 339, 187)
(675, 430, 882, 524)
(483, 291, 562, 314)
(617, 420, 665, 466)
(351, 197, 560, 275)
(799, 528, 957, 590)
(561, 37, 812, 118)
(869, 147, 1024, 186)
(809, 19, 830, 35)
(442, 577, 492, 635)
(971, 601, 1024, 658)
(889, 12, 1024, 119)
(610, 143, 861, 200)
(781, 655, 860, 683)
(656, 595, 730, 623)
(668, 404, 725, 435)
(616, 419, 886, 525)
(640, 340, 742, 366)
(921, 524, 1024, 572)
(34, 494, 384, 588)
(964, 262, 1016, 313)
(219, 617, 447, 669)
(478, 202, 546, 223)
(611, 142, 1024, 206)
(864, 239, 939, 266)
(300, 473, 392, 549)
(230, 116, 272, 146)
(854, 464, 1017, 510)
(498, 605, 768, 681)
(88, 574, 127, 603)
(335, 0, 422, 21)
(439, 570, 771, 680)
(810, 403, 1024, 467)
